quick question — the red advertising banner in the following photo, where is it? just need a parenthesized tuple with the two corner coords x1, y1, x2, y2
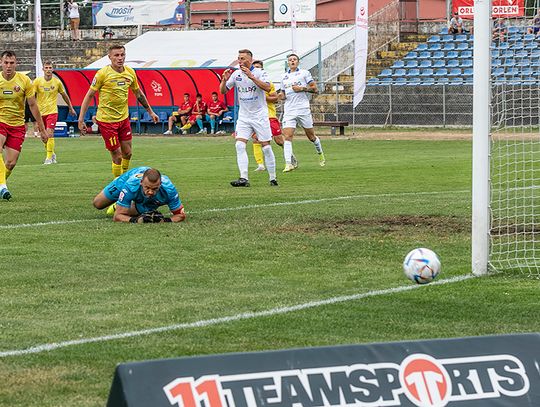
(453, 0, 524, 18)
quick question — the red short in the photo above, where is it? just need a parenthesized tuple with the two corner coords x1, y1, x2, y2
(42, 113, 58, 130)
(97, 118, 132, 151)
(0, 122, 26, 152)
(189, 113, 203, 122)
(270, 117, 282, 137)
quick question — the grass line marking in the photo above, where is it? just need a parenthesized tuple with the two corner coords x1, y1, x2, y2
(0, 190, 469, 230)
(0, 274, 474, 358)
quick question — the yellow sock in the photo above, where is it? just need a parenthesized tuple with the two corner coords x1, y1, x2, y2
(121, 158, 130, 173)
(0, 155, 6, 185)
(253, 143, 264, 165)
(6, 168, 12, 179)
(46, 138, 55, 160)
(112, 162, 122, 177)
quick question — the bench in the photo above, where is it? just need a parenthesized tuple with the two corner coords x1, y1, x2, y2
(313, 121, 349, 136)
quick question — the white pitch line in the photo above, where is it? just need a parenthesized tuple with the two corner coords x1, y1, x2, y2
(0, 189, 469, 230)
(0, 274, 474, 358)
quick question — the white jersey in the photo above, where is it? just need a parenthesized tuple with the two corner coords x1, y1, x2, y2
(225, 66, 269, 119)
(280, 68, 314, 115)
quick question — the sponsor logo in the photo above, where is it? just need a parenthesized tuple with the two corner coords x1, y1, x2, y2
(279, 3, 288, 15)
(105, 6, 134, 19)
(238, 86, 257, 93)
(151, 80, 162, 96)
(360, 6, 366, 16)
(2, 90, 13, 95)
(117, 81, 126, 86)
(163, 353, 530, 407)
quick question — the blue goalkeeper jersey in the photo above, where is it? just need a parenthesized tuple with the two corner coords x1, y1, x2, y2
(104, 166, 182, 214)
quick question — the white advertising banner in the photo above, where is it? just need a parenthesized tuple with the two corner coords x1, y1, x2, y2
(92, 0, 186, 27)
(35, 0, 43, 78)
(353, 0, 368, 108)
(274, 0, 316, 22)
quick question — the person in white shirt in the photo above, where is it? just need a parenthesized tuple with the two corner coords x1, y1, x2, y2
(68, 0, 80, 41)
(279, 53, 325, 172)
(220, 49, 278, 187)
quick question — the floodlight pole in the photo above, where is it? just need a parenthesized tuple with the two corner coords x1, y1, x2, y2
(472, 0, 491, 276)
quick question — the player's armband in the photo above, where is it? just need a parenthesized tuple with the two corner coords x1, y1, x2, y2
(171, 206, 184, 216)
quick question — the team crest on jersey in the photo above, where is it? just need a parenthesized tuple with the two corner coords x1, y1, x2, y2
(13, 85, 21, 92)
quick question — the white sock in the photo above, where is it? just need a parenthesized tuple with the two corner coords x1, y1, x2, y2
(235, 140, 249, 180)
(284, 140, 293, 165)
(0, 183, 6, 190)
(312, 136, 323, 154)
(262, 145, 276, 181)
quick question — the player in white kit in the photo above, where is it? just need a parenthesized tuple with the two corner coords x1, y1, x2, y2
(279, 53, 326, 172)
(220, 49, 278, 187)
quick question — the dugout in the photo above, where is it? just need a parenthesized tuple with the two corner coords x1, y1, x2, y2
(53, 67, 236, 134)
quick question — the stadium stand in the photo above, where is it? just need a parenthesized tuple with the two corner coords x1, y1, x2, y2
(369, 28, 540, 86)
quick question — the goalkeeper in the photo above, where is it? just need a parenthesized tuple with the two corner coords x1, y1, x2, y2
(93, 167, 185, 223)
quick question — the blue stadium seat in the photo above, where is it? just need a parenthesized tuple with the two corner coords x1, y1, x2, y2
(449, 77, 464, 85)
(508, 26, 521, 34)
(392, 68, 407, 77)
(428, 43, 442, 51)
(524, 34, 536, 42)
(506, 67, 519, 76)
(524, 42, 538, 50)
(442, 43, 455, 51)
(503, 58, 516, 67)
(531, 58, 540, 67)
(456, 42, 469, 51)
(407, 68, 421, 77)
(432, 51, 445, 59)
(418, 51, 431, 59)
(522, 77, 537, 84)
(408, 76, 421, 85)
(463, 68, 473, 76)
(380, 77, 393, 84)
(531, 49, 540, 58)
(433, 59, 445, 68)
(492, 58, 502, 67)
(436, 77, 450, 84)
(521, 67, 534, 76)
(404, 51, 418, 60)
(434, 68, 448, 77)
(419, 77, 436, 85)
(417, 43, 428, 51)
(497, 42, 510, 50)
(379, 69, 392, 77)
(456, 34, 468, 42)
(420, 68, 434, 77)
(391, 60, 405, 69)
(447, 59, 460, 68)
(448, 68, 462, 77)
(439, 26, 449, 34)
(446, 51, 459, 59)
(158, 111, 169, 132)
(404, 60, 418, 68)
(419, 60, 432, 68)
(492, 67, 505, 77)
(394, 77, 407, 85)
(514, 50, 528, 58)
(511, 42, 524, 50)
(500, 49, 514, 58)
(427, 35, 441, 43)
(442, 34, 454, 42)
(516, 58, 531, 67)
(491, 49, 500, 58)
(507, 34, 522, 43)
(460, 59, 473, 68)
(459, 50, 473, 59)
(367, 77, 380, 85)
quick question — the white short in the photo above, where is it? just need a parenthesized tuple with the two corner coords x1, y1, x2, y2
(282, 112, 314, 129)
(235, 116, 272, 142)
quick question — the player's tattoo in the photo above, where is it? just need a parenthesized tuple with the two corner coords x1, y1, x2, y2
(137, 93, 150, 109)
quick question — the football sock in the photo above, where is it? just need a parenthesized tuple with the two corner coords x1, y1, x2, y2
(121, 158, 130, 173)
(312, 136, 323, 154)
(112, 162, 122, 177)
(235, 140, 249, 180)
(5, 168, 12, 179)
(0, 156, 6, 185)
(262, 145, 276, 181)
(196, 118, 204, 131)
(284, 140, 293, 165)
(210, 118, 216, 132)
(253, 143, 264, 165)
(46, 138, 55, 160)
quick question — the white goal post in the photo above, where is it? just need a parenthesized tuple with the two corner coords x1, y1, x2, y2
(473, 0, 540, 276)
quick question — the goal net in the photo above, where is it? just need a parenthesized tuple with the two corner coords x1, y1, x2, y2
(488, 7, 540, 275)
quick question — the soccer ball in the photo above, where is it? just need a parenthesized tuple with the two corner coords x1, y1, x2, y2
(403, 248, 441, 284)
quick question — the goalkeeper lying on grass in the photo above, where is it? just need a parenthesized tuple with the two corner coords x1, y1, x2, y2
(93, 167, 185, 223)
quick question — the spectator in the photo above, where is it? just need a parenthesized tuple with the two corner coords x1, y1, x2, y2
(527, 10, 540, 36)
(67, 0, 81, 41)
(102, 27, 114, 40)
(493, 18, 507, 42)
(206, 92, 228, 134)
(448, 12, 465, 34)
(180, 93, 208, 134)
(163, 93, 192, 135)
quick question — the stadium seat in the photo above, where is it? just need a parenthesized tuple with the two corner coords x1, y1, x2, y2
(447, 59, 460, 68)
(492, 67, 505, 77)
(432, 51, 445, 59)
(417, 43, 428, 51)
(392, 68, 407, 77)
(394, 77, 407, 85)
(404, 60, 418, 68)
(500, 49, 514, 58)
(524, 42, 538, 50)
(508, 26, 521, 34)
(408, 76, 421, 85)
(419, 60, 432, 68)
(442, 43, 456, 51)
(503, 58, 517, 67)
(158, 111, 169, 132)
(433, 59, 445, 68)
(516, 58, 531, 67)
(511, 42, 524, 50)
(380, 77, 393, 84)
(521, 67, 534, 76)
(460, 59, 473, 68)
(459, 50, 473, 59)
(442, 34, 454, 42)
(531, 49, 540, 58)
(531, 58, 540, 67)
(463, 68, 473, 76)
(379, 69, 392, 77)
(428, 43, 442, 51)
(84, 110, 94, 122)
(436, 77, 449, 84)
(439, 26, 449, 34)
(507, 34, 522, 43)
(418, 51, 431, 59)
(456, 42, 469, 51)
(404, 51, 418, 60)
(434, 68, 448, 77)
(419, 68, 434, 77)
(419, 77, 435, 85)
(492, 58, 502, 67)
(367, 77, 380, 85)
(391, 60, 405, 69)
(427, 35, 441, 43)
(514, 50, 528, 58)
(446, 51, 459, 59)
(455, 34, 468, 42)
(497, 42, 510, 50)
(448, 68, 462, 77)
(524, 34, 536, 42)
(506, 67, 519, 76)
(407, 68, 421, 77)
(449, 77, 464, 85)
(491, 49, 500, 58)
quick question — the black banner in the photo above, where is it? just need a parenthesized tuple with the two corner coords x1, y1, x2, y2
(107, 333, 540, 406)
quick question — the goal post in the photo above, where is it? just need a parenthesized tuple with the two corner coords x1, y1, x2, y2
(472, 0, 491, 276)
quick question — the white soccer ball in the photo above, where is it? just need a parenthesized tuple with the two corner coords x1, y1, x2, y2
(403, 248, 441, 284)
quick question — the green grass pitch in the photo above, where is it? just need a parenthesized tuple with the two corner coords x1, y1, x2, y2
(0, 135, 538, 406)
